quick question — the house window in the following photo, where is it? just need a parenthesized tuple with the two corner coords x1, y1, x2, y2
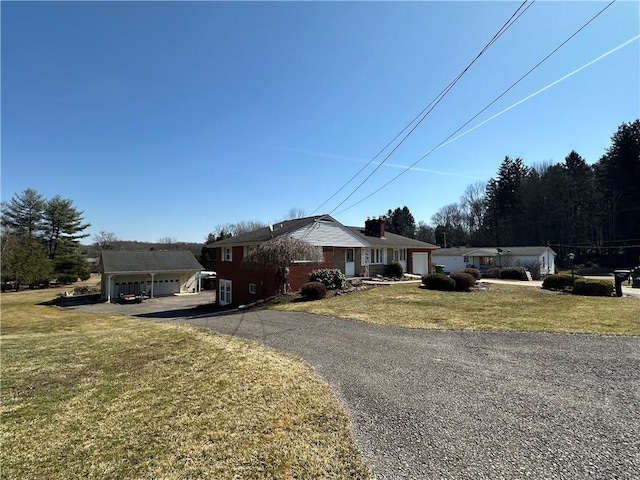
(370, 248, 386, 265)
(249, 283, 256, 295)
(463, 256, 469, 263)
(293, 246, 323, 264)
(219, 279, 232, 305)
(393, 249, 407, 262)
(222, 247, 232, 262)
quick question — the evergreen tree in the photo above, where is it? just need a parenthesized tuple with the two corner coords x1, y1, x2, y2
(384, 206, 416, 238)
(1, 235, 52, 287)
(594, 120, 640, 241)
(1, 188, 46, 238)
(1, 190, 92, 284)
(483, 157, 531, 245)
(42, 195, 91, 260)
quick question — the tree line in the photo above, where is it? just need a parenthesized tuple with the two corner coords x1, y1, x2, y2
(381, 120, 640, 268)
(1, 189, 91, 287)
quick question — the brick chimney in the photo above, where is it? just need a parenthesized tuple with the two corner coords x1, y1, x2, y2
(364, 216, 385, 238)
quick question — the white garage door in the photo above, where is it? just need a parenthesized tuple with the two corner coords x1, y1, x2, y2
(412, 253, 429, 275)
(153, 277, 180, 296)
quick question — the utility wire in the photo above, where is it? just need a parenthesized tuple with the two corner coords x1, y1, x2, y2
(309, 0, 534, 216)
(335, 0, 620, 216)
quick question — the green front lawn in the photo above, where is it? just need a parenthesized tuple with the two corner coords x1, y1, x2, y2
(275, 283, 639, 335)
(1, 289, 371, 479)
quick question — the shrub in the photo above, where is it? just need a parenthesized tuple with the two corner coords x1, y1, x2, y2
(572, 279, 613, 297)
(57, 274, 78, 284)
(386, 262, 404, 279)
(542, 274, 576, 291)
(460, 267, 481, 280)
(450, 272, 476, 291)
(421, 273, 456, 291)
(300, 281, 328, 300)
(500, 267, 526, 280)
(309, 268, 346, 290)
(485, 267, 501, 278)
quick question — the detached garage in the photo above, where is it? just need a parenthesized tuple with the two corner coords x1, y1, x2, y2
(100, 250, 204, 302)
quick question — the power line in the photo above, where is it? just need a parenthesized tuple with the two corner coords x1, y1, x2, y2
(335, 0, 621, 216)
(309, 0, 534, 216)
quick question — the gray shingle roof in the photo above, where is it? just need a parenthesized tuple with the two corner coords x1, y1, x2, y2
(346, 227, 439, 249)
(101, 250, 204, 273)
(207, 215, 334, 247)
(207, 214, 439, 250)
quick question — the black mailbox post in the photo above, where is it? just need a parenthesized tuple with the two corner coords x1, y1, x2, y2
(614, 270, 630, 297)
(632, 266, 640, 289)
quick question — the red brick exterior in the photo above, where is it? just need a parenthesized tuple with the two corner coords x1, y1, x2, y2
(216, 246, 334, 305)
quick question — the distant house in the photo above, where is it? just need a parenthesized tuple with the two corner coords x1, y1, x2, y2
(100, 250, 204, 302)
(431, 246, 557, 277)
(208, 215, 438, 306)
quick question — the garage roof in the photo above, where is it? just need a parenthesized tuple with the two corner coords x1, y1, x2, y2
(101, 250, 204, 274)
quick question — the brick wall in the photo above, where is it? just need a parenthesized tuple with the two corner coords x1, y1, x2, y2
(216, 246, 335, 305)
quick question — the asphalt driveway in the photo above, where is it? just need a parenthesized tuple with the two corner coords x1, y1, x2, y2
(76, 295, 639, 478)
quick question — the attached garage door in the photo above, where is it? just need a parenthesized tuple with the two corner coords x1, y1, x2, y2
(412, 253, 429, 275)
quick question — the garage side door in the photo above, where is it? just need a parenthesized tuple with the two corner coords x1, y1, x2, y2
(412, 253, 428, 275)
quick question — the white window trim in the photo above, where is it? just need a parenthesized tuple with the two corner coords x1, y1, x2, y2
(370, 248, 387, 265)
(219, 279, 232, 305)
(393, 248, 407, 262)
(248, 283, 256, 295)
(292, 246, 323, 264)
(222, 247, 232, 262)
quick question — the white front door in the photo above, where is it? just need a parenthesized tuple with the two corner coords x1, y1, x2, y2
(345, 248, 355, 276)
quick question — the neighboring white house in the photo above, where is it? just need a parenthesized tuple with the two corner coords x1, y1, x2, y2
(431, 246, 557, 277)
(100, 250, 204, 302)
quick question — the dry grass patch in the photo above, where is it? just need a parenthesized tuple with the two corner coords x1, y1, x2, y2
(275, 283, 640, 335)
(1, 289, 371, 479)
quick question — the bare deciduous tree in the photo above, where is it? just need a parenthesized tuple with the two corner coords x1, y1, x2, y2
(285, 208, 306, 220)
(93, 231, 120, 250)
(242, 236, 324, 294)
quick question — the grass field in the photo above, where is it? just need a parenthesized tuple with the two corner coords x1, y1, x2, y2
(1, 287, 371, 479)
(275, 282, 640, 335)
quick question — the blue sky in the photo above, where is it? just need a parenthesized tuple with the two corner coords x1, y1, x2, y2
(2, 1, 638, 243)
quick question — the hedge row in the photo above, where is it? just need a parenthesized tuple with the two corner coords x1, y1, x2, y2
(542, 274, 578, 291)
(421, 272, 477, 292)
(573, 279, 613, 297)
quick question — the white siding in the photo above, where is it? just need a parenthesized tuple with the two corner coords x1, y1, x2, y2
(290, 220, 368, 247)
(431, 255, 466, 272)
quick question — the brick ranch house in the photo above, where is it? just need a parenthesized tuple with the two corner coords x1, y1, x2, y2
(208, 215, 439, 306)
